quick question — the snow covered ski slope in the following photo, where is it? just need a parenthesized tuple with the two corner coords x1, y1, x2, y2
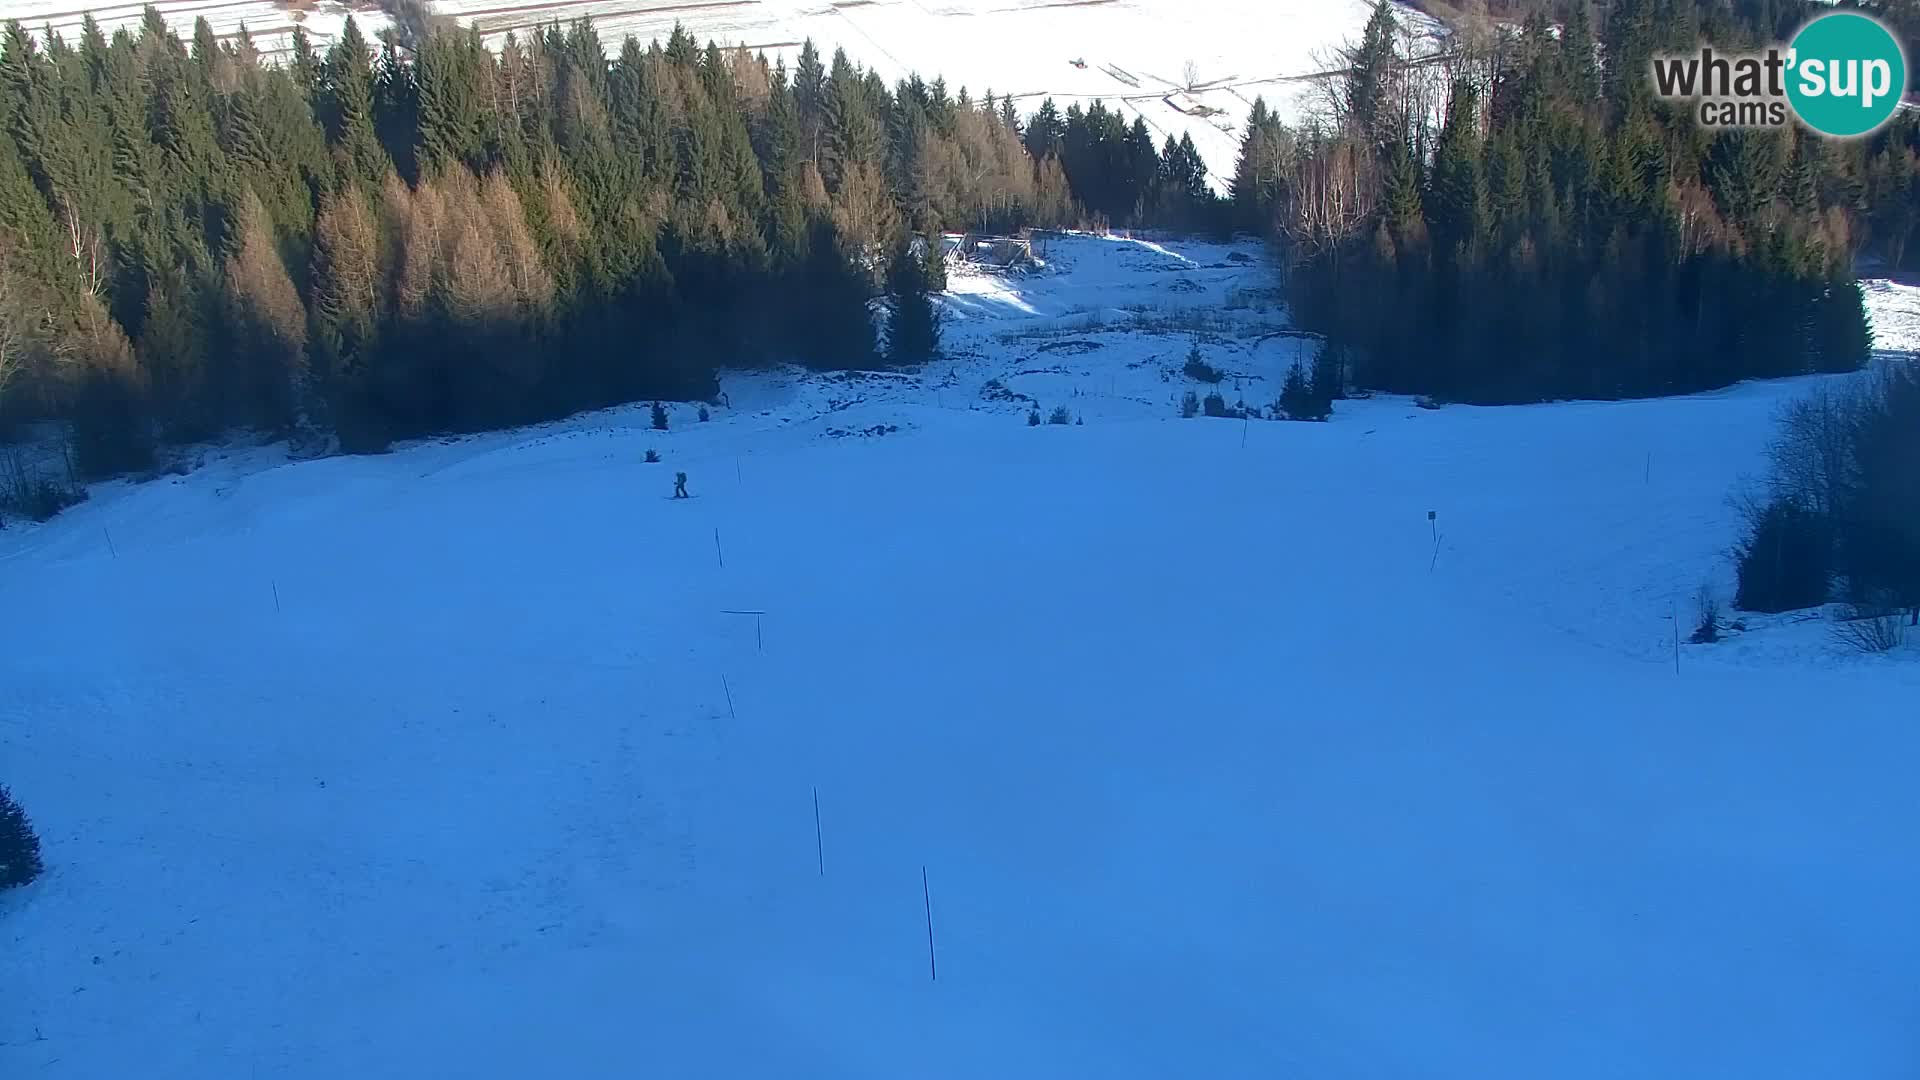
(0, 0, 1440, 192)
(3, 234, 1917, 1079)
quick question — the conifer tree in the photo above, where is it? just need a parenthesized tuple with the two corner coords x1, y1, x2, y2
(1427, 79, 1487, 262)
(1344, 0, 1398, 144)
(1024, 97, 1063, 161)
(322, 18, 390, 189)
(0, 784, 42, 889)
(796, 216, 876, 370)
(884, 237, 939, 367)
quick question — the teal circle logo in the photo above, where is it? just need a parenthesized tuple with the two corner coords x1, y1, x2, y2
(1786, 13, 1906, 137)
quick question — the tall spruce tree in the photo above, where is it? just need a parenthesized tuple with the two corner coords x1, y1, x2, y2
(322, 18, 389, 188)
(884, 236, 939, 367)
(1344, 0, 1398, 144)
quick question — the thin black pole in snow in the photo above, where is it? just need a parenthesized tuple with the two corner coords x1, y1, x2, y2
(757, 615, 763, 654)
(1240, 413, 1249, 448)
(1645, 452, 1652, 485)
(714, 528, 724, 569)
(272, 580, 281, 614)
(721, 674, 736, 719)
(922, 866, 937, 981)
(1671, 603, 1680, 675)
(812, 787, 824, 876)
(1427, 511, 1439, 574)
(103, 527, 117, 559)
(736, 461, 743, 487)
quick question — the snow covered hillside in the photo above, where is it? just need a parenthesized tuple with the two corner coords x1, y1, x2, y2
(0, 0, 1439, 192)
(3, 234, 1917, 1079)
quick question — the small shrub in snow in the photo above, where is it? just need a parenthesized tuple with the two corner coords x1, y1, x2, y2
(1049, 406, 1072, 425)
(0, 785, 43, 890)
(1075, 415, 1084, 426)
(1734, 497, 1830, 613)
(1180, 391, 1200, 418)
(1, 451, 87, 524)
(14, 479, 86, 522)
(1689, 586, 1722, 644)
(644, 449, 660, 463)
(1027, 409, 1041, 426)
(1202, 391, 1231, 418)
(1183, 343, 1223, 384)
(651, 402, 669, 431)
(698, 406, 711, 422)
(1831, 602, 1908, 654)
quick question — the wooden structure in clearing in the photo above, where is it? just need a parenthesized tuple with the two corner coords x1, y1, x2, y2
(936, 231, 1038, 273)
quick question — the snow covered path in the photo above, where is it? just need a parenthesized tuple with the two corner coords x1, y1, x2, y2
(3, 235, 1916, 1079)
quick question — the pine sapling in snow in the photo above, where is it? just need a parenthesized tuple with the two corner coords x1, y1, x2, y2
(1049, 406, 1072, 425)
(1183, 342, 1223, 383)
(651, 402, 669, 431)
(0, 785, 43, 890)
(1690, 586, 1722, 644)
(1313, 342, 1347, 402)
(1279, 361, 1332, 421)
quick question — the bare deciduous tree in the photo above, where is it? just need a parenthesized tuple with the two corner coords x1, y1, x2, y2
(314, 186, 386, 345)
(227, 190, 308, 354)
(1286, 137, 1377, 252)
(830, 161, 900, 265)
(1769, 385, 1859, 519)
(60, 203, 105, 299)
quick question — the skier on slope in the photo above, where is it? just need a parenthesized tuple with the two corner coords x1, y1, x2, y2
(673, 471, 689, 499)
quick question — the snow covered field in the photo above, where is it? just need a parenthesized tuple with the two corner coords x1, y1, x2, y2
(0, 0, 1438, 192)
(3, 235, 1918, 1079)
(1862, 276, 1920, 355)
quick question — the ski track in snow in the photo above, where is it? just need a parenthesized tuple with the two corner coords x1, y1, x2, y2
(2, 233, 1917, 1080)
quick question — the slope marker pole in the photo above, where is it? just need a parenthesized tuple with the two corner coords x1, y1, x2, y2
(812, 787, 824, 877)
(922, 866, 937, 982)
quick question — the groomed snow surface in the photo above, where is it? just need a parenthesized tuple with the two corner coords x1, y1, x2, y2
(4, 234, 1918, 1079)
